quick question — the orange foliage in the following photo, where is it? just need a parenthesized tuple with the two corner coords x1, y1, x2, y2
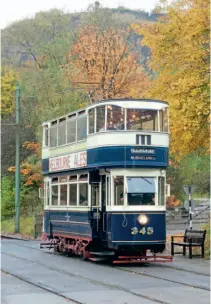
(65, 25, 149, 101)
(167, 195, 181, 207)
(22, 141, 41, 157)
(21, 168, 32, 175)
(8, 142, 42, 186)
(25, 172, 42, 186)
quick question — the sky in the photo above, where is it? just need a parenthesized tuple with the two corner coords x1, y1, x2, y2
(0, 0, 159, 29)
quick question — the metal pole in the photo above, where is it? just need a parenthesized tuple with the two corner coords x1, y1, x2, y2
(15, 84, 21, 233)
(189, 186, 192, 230)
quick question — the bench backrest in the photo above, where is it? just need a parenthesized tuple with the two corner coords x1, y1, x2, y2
(185, 229, 206, 244)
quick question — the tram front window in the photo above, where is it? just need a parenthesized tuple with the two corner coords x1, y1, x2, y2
(107, 105, 125, 130)
(127, 177, 155, 206)
(114, 176, 124, 205)
(127, 109, 158, 131)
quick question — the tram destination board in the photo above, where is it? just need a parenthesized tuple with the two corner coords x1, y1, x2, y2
(130, 147, 156, 161)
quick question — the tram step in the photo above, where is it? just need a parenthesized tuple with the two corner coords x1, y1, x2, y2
(40, 242, 55, 249)
(89, 257, 108, 262)
(90, 251, 115, 256)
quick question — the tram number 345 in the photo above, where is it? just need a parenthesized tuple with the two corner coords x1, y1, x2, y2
(131, 227, 153, 235)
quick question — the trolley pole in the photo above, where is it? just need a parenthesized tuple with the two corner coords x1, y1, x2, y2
(15, 84, 21, 233)
(188, 186, 192, 230)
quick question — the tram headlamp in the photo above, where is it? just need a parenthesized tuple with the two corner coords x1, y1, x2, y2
(137, 214, 149, 225)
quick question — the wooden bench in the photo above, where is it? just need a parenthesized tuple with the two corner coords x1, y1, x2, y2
(171, 229, 206, 259)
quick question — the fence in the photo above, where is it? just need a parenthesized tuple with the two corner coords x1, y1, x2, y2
(166, 203, 210, 225)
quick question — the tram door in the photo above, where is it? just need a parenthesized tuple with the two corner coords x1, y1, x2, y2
(90, 174, 107, 240)
(101, 175, 107, 240)
(90, 182, 100, 238)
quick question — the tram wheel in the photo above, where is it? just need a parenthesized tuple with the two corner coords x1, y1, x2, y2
(80, 250, 90, 261)
(67, 250, 74, 257)
(53, 244, 60, 253)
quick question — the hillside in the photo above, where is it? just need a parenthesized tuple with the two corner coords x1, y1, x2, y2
(1, 6, 160, 67)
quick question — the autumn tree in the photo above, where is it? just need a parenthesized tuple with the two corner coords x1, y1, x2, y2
(66, 25, 149, 101)
(132, 0, 210, 158)
(8, 142, 42, 187)
(1, 67, 16, 118)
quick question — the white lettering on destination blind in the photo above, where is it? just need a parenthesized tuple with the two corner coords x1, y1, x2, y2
(49, 151, 87, 172)
(131, 148, 155, 154)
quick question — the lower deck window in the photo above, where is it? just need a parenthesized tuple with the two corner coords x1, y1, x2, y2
(127, 177, 155, 206)
(69, 184, 77, 206)
(51, 185, 58, 205)
(60, 185, 67, 205)
(79, 183, 88, 206)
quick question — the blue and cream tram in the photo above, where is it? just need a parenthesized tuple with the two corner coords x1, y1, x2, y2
(41, 99, 169, 261)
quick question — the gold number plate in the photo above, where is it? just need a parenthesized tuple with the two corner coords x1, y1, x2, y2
(130, 226, 154, 235)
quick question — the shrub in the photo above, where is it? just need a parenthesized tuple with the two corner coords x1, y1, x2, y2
(1, 176, 15, 219)
(202, 222, 210, 259)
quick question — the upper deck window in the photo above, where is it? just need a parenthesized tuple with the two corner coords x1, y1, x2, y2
(107, 105, 125, 130)
(50, 121, 58, 147)
(43, 125, 49, 147)
(89, 108, 95, 134)
(159, 108, 168, 132)
(77, 115, 87, 141)
(127, 109, 158, 131)
(67, 114, 76, 143)
(58, 118, 66, 146)
(96, 106, 105, 132)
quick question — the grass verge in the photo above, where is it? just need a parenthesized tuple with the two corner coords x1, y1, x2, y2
(1, 216, 34, 238)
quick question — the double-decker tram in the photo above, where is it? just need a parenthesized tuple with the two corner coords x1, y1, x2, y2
(41, 98, 172, 263)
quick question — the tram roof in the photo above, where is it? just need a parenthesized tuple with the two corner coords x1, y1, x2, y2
(94, 98, 168, 105)
(86, 98, 168, 111)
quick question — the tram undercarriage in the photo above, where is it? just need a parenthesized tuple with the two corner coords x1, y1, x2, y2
(40, 234, 172, 264)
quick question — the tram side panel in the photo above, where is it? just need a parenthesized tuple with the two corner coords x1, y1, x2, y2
(44, 210, 92, 240)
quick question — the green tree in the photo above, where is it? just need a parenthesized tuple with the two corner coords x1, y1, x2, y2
(167, 153, 210, 201)
(1, 68, 16, 118)
(20, 66, 88, 142)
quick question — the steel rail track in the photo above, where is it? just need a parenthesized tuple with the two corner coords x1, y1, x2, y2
(2, 238, 209, 277)
(115, 266, 210, 291)
(1, 235, 30, 241)
(1, 269, 81, 304)
(1, 251, 169, 304)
